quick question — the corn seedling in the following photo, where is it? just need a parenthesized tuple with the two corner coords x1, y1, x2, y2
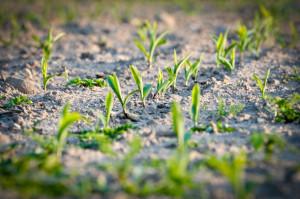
(67, 77, 106, 88)
(166, 50, 190, 90)
(129, 65, 152, 107)
(213, 31, 236, 71)
(190, 84, 201, 128)
(3, 95, 32, 109)
(184, 55, 203, 86)
(34, 29, 65, 91)
(171, 102, 189, 151)
(236, 24, 253, 59)
(98, 91, 114, 129)
(134, 21, 168, 68)
(216, 98, 245, 119)
(153, 69, 170, 98)
(107, 74, 138, 118)
(252, 68, 270, 100)
(250, 132, 285, 160)
(56, 104, 85, 159)
(206, 153, 251, 199)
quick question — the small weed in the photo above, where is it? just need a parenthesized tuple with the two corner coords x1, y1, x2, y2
(129, 65, 152, 107)
(190, 83, 201, 128)
(269, 93, 300, 123)
(206, 153, 251, 199)
(253, 68, 270, 100)
(134, 21, 168, 68)
(67, 77, 106, 88)
(213, 31, 236, 71)
(34, 29, 65, 91)
(191, 121, 235, 133)
(250, 132, 286, 160)
(217, 98, 245, 119)
(3, 95, 32, 109)
(184, 55, 203, 86)
(107, 74, 138, 118)
(165, 50, 190, 90)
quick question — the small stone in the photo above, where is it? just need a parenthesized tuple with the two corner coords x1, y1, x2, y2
(156, 12, 176, 28)
(80, 52, 94, 60)
(257, 118, 265, 123)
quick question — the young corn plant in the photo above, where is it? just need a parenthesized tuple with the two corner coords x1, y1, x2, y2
(166, 50, 190, 90)
(134, 21, 168, 68)
(107, 74, 138, 119)
(236, 24, 253, 59)
(184, 55, 203, 86)
(206, 153, 251, 199)
(190, 84, 201, 128)
(213, 31, 236, 71)
(252, 68, 270, 100)
(153, 69, 170, 98)
(129, 65, 152, 107)
(98, 91, 114, 129)
(35, 29, 65, 91)
(56, 104, 85, 159)
(171, 102, 187, 151)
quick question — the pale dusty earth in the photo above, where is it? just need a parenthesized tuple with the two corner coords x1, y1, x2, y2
(0, 2, 300, 199)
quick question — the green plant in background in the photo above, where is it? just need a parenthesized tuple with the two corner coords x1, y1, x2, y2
(269, 93, 300, 123)
(184, 55, 203, 86)
(216, 98, 245, 119)
(252, 68, 270, 100)
(56, 104, 85, 159)
(34, 29, 65, 91)
(107, 74, 138, 118)
(67, 77, 106, 88)
(250, 132, 286, 160)
(190, 84, 201, 128)
(236, 24, 253, 59)
(206, 153, 251, 199)
(213, 31, 236, 71)
(134, 21, 168, 68)
(166, 50, 190, 90)
(0, 16, 21, 46)
(3, 95, 32, 109)
(129, 65, 152, 107)
(289, 21, 299, 48)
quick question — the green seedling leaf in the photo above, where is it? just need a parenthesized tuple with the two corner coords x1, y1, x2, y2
(56, 104, 85, 159)
(191, 84, 201, 127)
(171, 102, 185, 151)
(253, 68, 270, 100)
(67, 77, 106, 88)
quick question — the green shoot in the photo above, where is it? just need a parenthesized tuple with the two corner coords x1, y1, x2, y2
(36, 29, 65, 91)
(206, 153, 251, 199)
(98, 91, 114, 129)
(250, 132, 285, 160)
(3, 95, 32, 109)
(166, 50, 190, 89)
(236, 24, 253, 58)
(107, 74, 138, 118)
(217, 98, 245, 119)
(184, 55, 203, 86)
(153, 69, 171, 98)
(134, 21, 168, 68)
(171, 102, 186, 151)
(129, 65, 152, 107)
(56, 104, 85, 159)
(252, 68, 270, 100)
(190, 84, 201, 128)
(213, 31, 236, 71)
(67, 77, 106, 88)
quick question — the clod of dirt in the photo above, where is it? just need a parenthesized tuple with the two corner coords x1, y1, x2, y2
(5, 77, 40, 94)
